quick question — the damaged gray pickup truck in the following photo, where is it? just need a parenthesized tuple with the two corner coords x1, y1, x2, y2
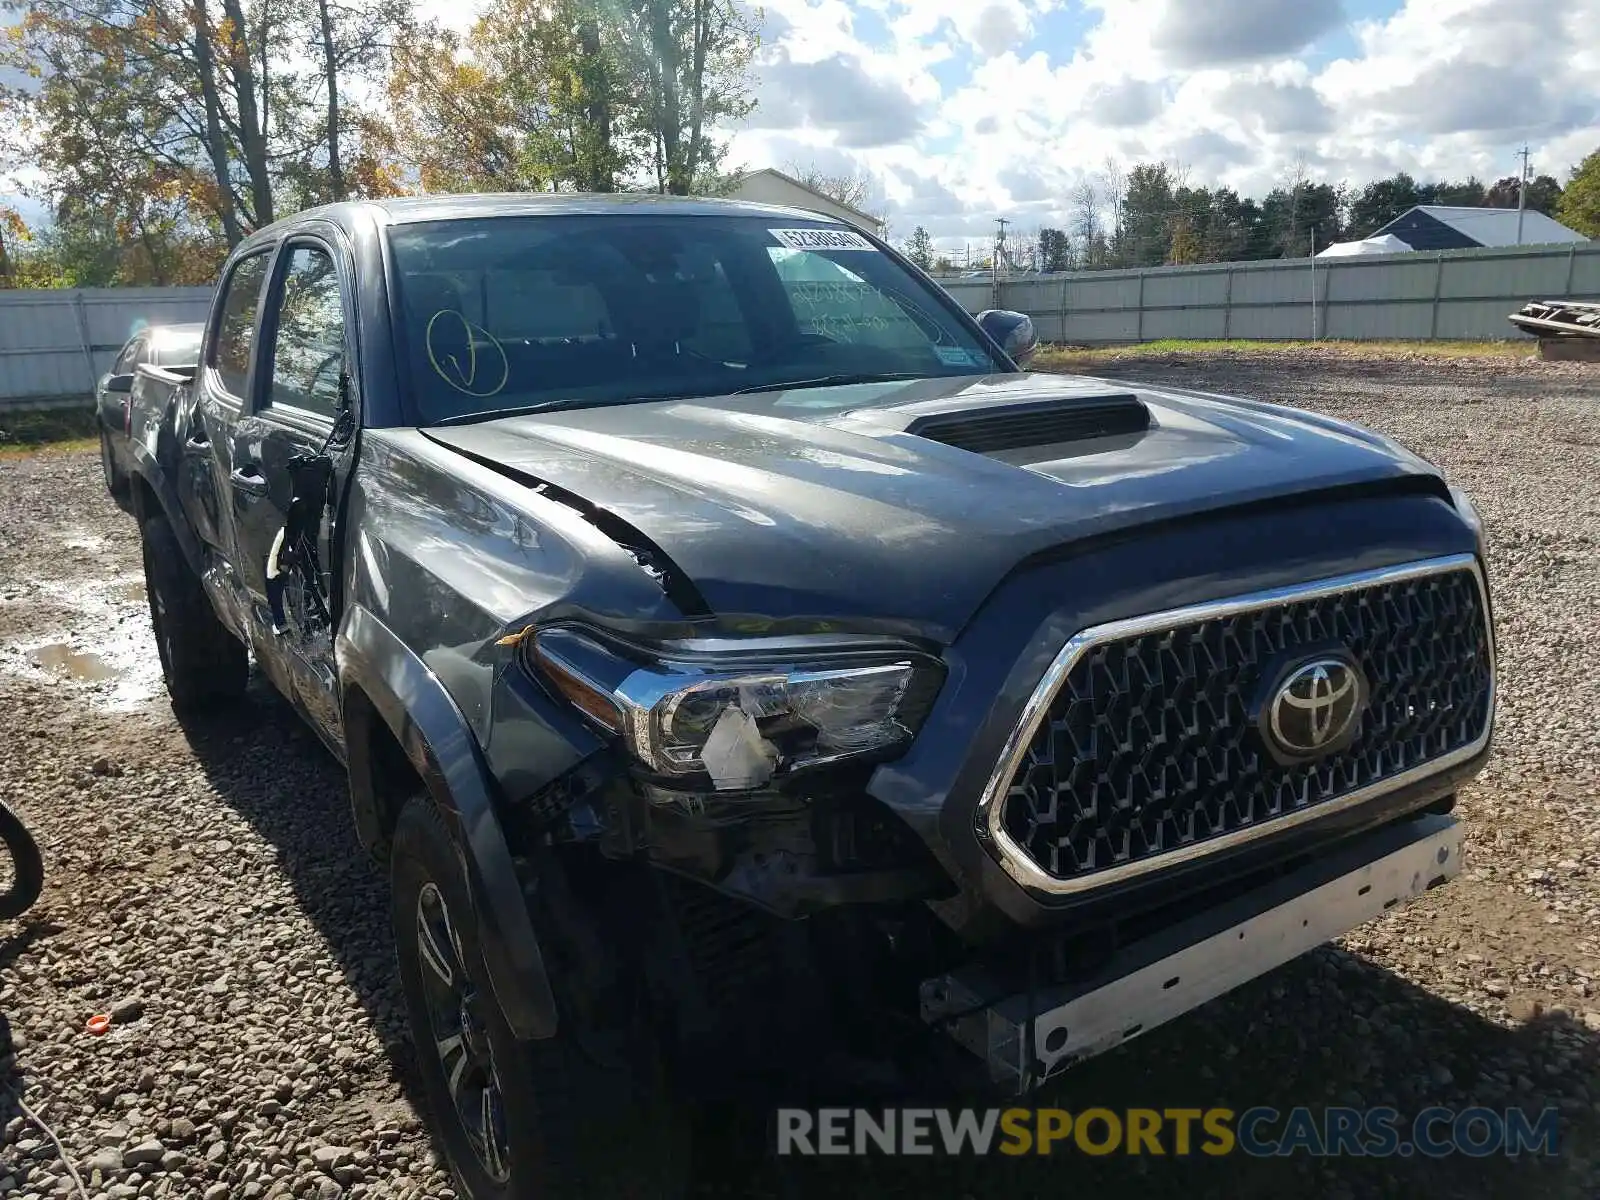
(115, 194, 1497, 1198)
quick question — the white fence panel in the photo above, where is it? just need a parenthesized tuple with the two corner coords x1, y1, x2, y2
(1, 287, 213, 409)
(940, 241, 1599, 345)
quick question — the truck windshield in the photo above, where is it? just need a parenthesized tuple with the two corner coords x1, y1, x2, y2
(385, 214, 1004, 426)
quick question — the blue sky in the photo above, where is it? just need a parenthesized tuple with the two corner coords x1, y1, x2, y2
(7, 0, 1599, 248)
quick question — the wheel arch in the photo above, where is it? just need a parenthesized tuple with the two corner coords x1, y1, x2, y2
(128, 455, 205, 576)
(337, 602, 559, 1041)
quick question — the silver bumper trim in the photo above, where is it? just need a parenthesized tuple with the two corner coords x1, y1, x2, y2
(977, 552, 1494, 896)
(923, 814, 1464, 1093)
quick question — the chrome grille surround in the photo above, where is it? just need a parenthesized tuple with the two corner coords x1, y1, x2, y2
(976, 554, 1495, 896)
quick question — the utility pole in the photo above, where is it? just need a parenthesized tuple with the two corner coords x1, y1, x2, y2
(1516, 144, 1532, 245)
(993, 217, 1009, 307)
(1310, 228, 1317, 340)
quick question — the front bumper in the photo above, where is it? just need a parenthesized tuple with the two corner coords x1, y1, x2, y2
(919, 811, 1462, 1094)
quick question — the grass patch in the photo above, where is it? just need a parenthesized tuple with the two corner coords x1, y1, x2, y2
(0, 404, 100, 458)
(1035, 338, 1538, 369)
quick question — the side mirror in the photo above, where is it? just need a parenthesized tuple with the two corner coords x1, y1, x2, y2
(976, 309, 1038, 368)
(104, 372, 135, 393)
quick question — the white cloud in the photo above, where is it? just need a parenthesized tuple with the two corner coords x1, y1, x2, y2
(722, 0, 1600, 247)
(1148, 0, 1347, 67)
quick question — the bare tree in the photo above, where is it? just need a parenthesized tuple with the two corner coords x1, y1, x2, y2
(1100, 156, 1124, 249)
(1071, 178, 1102, 267)
(1284, 151, 1311, 258)
(785, 159, 875, 211)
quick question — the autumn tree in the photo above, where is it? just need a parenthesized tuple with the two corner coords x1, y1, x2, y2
(386, 0, 631, 194)
(1557, 149, 1600, 238)
(0, 203, 29, 285)
(621, 0, 757, 194)
(2, 0, 411, 275)
(386, 0, 757, 195)
(299, 0, 412, 203)
(385, 22, 531, 193)
(1166, 216, 1201, 264)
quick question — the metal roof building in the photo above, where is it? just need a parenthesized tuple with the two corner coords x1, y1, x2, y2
(1370, 205, 1588, 251)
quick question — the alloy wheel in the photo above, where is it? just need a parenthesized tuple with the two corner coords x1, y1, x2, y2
(415, 881, 512, 1184)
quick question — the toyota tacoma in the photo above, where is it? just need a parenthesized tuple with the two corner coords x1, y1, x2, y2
(112, 194, 1497, 1198)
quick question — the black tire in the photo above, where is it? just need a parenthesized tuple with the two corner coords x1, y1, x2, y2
(140, 511, 248, 713)
(390, 796, 690, 1200)
(100, 428, 132, 511)
(0, 800, 45, 921)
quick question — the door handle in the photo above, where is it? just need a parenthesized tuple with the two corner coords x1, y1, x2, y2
(229, 465, 269, 496)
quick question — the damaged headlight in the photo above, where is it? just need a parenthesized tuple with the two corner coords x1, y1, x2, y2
(524, 626, 943, 791)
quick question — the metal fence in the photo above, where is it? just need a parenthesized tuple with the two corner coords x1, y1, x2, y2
(0, 287, 213, 410)
(2, 240, 1595, 409)
(939, 240, 1600, 344)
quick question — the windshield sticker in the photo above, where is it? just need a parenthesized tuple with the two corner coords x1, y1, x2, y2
(933, 345, 984, 367)
(425, 309, 510, 398)
(768, 228, 877, 252)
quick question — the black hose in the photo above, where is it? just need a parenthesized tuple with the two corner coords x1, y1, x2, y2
(0, 799, 44, 920)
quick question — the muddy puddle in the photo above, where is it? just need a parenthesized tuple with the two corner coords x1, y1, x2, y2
(29, 643, 118, 681)
(0, 570, 165, 712)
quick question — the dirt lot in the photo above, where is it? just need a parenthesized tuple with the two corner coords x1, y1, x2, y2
(2, 349, 1599, 1199)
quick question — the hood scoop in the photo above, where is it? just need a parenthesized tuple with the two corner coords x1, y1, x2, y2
(904, 394, 1150, 455)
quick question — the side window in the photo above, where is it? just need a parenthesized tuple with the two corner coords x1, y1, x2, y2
(212, 251, 272, 398)
(112, 336, 145, 375)
(265, 245, 347, 420)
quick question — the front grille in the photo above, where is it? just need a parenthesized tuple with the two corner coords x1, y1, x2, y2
(997, 563, 1493, 888)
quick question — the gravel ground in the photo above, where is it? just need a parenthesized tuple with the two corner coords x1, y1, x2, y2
(2, 350, 1598, 1199)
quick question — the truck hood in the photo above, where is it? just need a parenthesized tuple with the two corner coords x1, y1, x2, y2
(422, 371, 1448, 642)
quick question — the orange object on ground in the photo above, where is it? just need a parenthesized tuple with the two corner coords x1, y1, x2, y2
(86, 1014, 112, 1035)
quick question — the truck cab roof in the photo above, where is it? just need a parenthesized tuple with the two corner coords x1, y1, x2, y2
(237, 192, 865, 249)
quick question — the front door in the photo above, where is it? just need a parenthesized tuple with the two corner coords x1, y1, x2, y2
(227, 238, 355, 747)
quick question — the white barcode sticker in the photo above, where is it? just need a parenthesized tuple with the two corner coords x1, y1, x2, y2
(769, 227, 877, 251)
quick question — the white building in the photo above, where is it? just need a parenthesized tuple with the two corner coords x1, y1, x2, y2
(727, 168, 887, 237)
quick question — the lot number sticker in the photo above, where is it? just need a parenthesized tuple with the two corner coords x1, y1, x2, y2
(769, 227, 877, 251)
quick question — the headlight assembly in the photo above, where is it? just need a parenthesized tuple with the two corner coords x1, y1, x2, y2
(525, 626, 943, 791)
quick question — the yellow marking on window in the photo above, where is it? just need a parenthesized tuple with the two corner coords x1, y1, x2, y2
(425, 309, 510, 398)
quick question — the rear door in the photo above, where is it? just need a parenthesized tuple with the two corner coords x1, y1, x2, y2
(226, 234, 356, 744)
(181, 248, 275, 561)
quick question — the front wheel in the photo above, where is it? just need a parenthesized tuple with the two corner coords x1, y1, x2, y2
(0, 800, 44, 920)
(390, 796, 690, 1199)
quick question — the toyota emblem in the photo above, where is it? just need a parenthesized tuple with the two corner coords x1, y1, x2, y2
(1264, 656, 1368, 761)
